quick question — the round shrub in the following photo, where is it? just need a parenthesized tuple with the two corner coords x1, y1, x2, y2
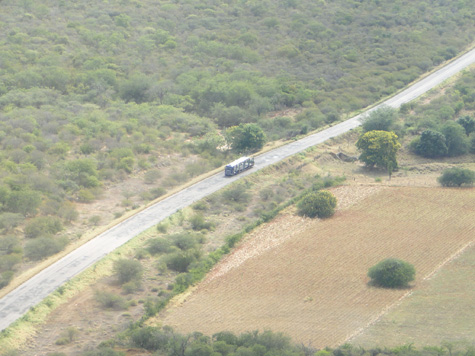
(297, 190, 337, 218)
(113, 258, 143, 285)
(368, 258, 415, 288)
(414, 130, 448, 158)
(437, 167, 475, 187)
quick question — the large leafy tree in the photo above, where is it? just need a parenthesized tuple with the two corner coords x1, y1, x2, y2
(226, 123, 266, 153)
(356, 130, 401, 174)
(414, 129, 448, 158)
(440, 121, 469, 157)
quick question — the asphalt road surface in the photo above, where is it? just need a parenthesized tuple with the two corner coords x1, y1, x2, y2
(1, 47, 475, 332)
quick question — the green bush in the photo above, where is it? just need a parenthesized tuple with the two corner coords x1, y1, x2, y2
(440, 121, 469, 157)
(189, 214, 214, 231)
(469, 132, 475, 153)
(164, 249, 201, 273)
(297, 190, 337, 218)
(0, 254, 22, 271)
(368, 258, 415, 288)
(413, 130, 448, 158)
(437, 167, 475, 187)
(221, 184, 251, 205)
(24, 216, 63, 238)
(130, 326, 168, 351)
(225, 123, 266, 153)
(94, 290, 128, 310)
(170, 233, 199, 250)
(457, 115, 475, 136)
(0, 213, 24, 231)
(362, 106, 397, 133)
(113, 259, 143, 285)
(0, 235, 21, 254)
(0, 271, 15, 289)
(24, 236, 68, 261)
(81, 347, 125, 356)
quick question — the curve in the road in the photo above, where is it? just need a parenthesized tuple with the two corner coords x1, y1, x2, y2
(1, 47, 475, 332)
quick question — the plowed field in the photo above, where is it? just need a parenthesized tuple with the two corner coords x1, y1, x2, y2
(160, 187, 475, 348)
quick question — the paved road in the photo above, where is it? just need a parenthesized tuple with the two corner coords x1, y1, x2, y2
(1, 48, 475, 332)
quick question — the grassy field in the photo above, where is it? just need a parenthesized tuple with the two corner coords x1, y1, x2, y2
(160, 187, 475, 348)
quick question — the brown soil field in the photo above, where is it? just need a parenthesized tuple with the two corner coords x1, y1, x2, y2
(350, 240, 475, 348)
(160, 187, 475, 348)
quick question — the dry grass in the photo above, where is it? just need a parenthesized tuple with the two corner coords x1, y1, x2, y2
(160, 187, 475, 348)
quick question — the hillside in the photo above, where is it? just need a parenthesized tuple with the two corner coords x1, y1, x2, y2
(1, 0, 475, 292)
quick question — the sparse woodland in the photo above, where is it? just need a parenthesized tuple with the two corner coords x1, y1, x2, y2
(1, 0, 475, 354)
(0, 0, 474, 287)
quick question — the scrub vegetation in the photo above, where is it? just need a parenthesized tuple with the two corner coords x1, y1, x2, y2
(1, 0, 475, 290)
(1, 0, 475, 355)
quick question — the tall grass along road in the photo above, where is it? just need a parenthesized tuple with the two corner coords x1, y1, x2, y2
(1, 47, 475, 332)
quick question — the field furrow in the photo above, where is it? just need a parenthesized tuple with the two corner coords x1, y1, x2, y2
(160, 187, 475, 348)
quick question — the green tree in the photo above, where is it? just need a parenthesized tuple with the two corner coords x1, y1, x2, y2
(60, 159, 100, 188)
(226, 123, 266, 153)
(130, 326, 168, 351)
(119, 74, 152, 103)
(24, 216, 63, 238)
(414, 129, 448, 158)
(368, 258, 415, 288)
(297, 190, 337, 219)
(0, 213, 24, 231)
(457, 115, 475, 136)
(356, 131, 401, 175)
(0, 235, 21, 254)
(470, 132, 475, 153)
(440, 121, 469, 157)
(361, 106, 397, 133)
(437, 167, 475, 187)
(24, 236, 68, 261)
(113, 258, 143, 285)
(6, 190, 42, 217)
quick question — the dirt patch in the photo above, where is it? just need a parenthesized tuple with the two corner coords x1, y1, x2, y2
(160, 187, 475, 348)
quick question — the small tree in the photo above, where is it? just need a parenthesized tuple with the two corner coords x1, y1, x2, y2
(470, 132, 475, 153)
(113, 258, 143, 285)
(356, 130, 401, 176)
(368, 258, 415, 288)
(440, 121, 469, 157)
(438, 167, 475, 187)
(414, 130, 448, 158)
(225, 123, 266, 153)
(297, 190, 337, 219)
(24, 216, 63, 238)
(24, 236, 68, 261)
(457, 115, 475, 136)
(361, 106, 397, 133)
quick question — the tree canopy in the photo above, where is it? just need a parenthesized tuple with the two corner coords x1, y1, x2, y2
(226, 123, 266, 153)
(356, 131, 401, 173)
(438, 167, 475, 187)
(297, 190, 337, 219)
(368, 258, 416, 288)
(440, 121, 470, 157)
(361, 106, 397, 133)
(413, 130, 448, 158)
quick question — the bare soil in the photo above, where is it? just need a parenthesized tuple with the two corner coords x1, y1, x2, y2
(160, 187, 475, 348)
